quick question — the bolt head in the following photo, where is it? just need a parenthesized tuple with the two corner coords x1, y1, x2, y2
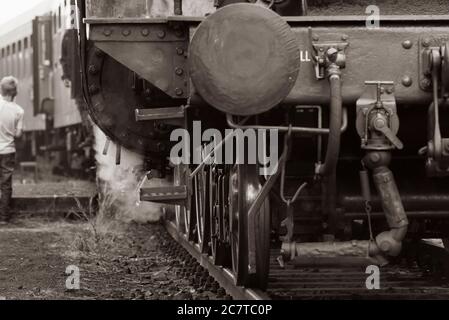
(402, 76, 413, 87)
(122, 29, 131, 36)
(157, 30, 166, 39)
(175, 68, 184, 76)
(88, 65, 99, 75)
(175, 30, 184, 38)
(141, 28, 150, 36)
(402, 40, 412, 49)
(103, 29, 112, 36)
(175, 88, 184, 96)
(422, 38, 430, 47)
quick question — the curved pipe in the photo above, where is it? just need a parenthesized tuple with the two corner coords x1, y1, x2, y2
(316, 67, 343, 176)
(225, 108, 348, 135)
(370, 166, 408, 257)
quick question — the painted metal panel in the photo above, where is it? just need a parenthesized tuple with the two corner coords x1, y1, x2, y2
(86, 0, 215, 18)
(282, 24, 448, 106)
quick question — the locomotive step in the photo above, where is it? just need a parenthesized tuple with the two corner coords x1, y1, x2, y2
(140, 185, 187, 205)
(135, 107, 185, 122)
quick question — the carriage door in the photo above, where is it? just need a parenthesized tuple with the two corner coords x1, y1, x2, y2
(32, 15, 54, 117)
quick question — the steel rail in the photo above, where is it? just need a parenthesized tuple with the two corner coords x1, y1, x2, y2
(164, 220, 271, 300)
(11, 195, 95, 216)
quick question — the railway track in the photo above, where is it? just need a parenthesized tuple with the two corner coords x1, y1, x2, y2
(11, 195, 95, 217)
(165, 220, 270, 300)
(15, 194, 449, 300)
(164, 220, 449, 300)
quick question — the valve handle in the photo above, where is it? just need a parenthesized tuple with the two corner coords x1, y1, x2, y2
(374, 121, 404, 150)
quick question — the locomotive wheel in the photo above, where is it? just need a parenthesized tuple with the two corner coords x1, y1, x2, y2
(174, 165, 187, 234)
(174, 165, 195, 240)
(194, 168, 211, 254)
(229, 164, 271, 289)
(210, 166, 231, 266)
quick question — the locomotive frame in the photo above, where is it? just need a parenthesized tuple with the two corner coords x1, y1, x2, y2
(79, 0, 449, 290)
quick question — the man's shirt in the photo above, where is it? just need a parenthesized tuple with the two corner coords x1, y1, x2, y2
(0, 97, 24, 155)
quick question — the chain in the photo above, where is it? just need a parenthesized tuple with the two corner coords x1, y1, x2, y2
(361, 161, 375, 243)
(365, 200, 374, 242)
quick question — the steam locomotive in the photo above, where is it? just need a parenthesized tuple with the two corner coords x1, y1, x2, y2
(77, 0, 449, 289)
(0, 0, 93, 177)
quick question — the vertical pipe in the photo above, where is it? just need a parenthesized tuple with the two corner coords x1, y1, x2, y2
(317, 69, 343, 176)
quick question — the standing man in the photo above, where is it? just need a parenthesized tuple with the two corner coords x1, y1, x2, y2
(0, 77, 24, 225)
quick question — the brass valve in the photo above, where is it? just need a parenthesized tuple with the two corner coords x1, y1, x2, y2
(356, 81, 403, 151)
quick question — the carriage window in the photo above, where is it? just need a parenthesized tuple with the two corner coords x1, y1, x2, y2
(29, 36, 33, 48)
(18, 41, 22, 52)
(6, 46, 10, 56)
(12, 43, 16, 54)
(24, 37, 28, 50)
(58, 6, 62, 29)
(1, 48, 4, 58)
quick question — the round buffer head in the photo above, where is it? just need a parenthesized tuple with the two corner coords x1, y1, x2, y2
(189, 3, 300, 116)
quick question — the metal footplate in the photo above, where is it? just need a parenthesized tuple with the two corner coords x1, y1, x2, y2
(140, 185, 187, 205)
(135, 106, 185, 122)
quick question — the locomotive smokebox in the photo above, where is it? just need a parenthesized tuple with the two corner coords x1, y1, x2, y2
(189, 3, 300, 116)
